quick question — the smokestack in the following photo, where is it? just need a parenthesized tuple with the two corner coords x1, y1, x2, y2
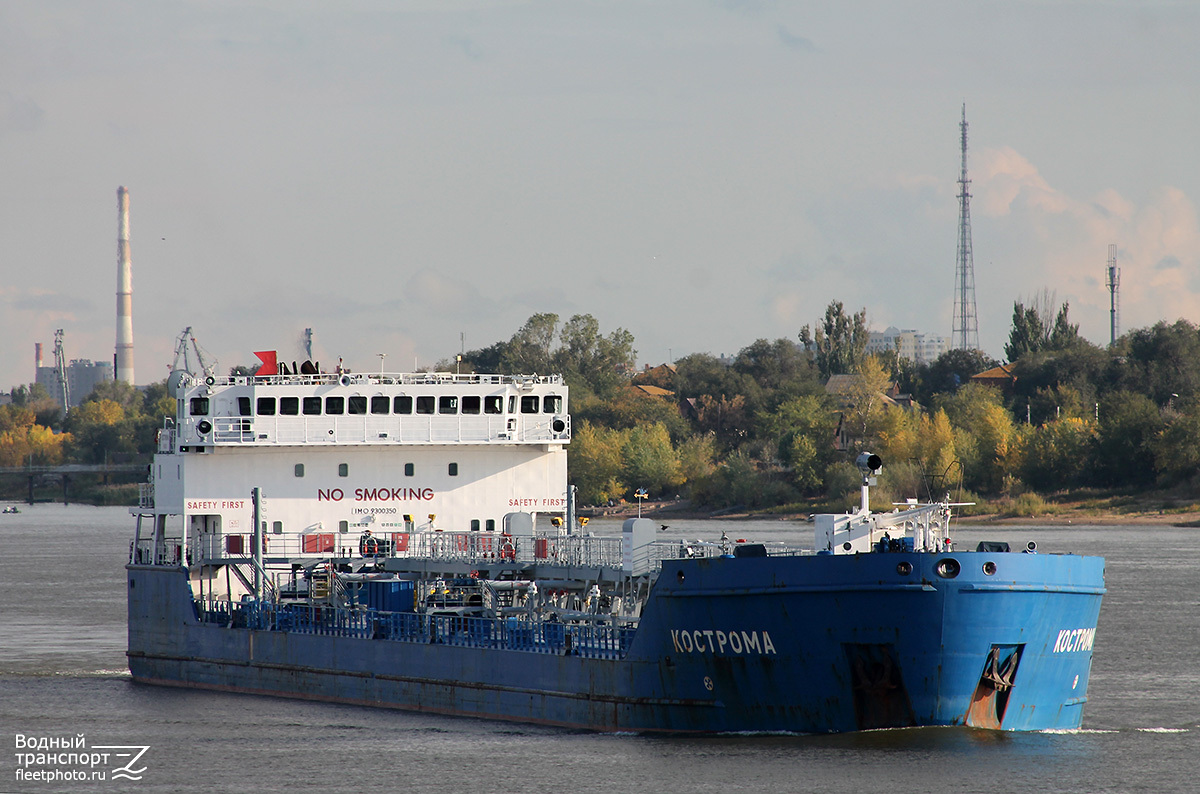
(35, 342, 43, 371)
(115, 186, 135, 384)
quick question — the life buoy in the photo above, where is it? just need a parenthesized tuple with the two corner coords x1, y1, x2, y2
(500, 539, 516, 561)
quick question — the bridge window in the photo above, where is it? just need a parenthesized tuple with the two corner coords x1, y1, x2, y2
(257, 397, 276, 415)
(543, 395, 562, 413)
(521, 396, 539, 414)
(462, 395, 481, 414)
(448, 462, 458, 476)
(338, 463, 349, 477)
(439, 396, 458, 414)
(486, 519, 496, 531)
(280, 397, 299, 415)
(294, 464, 304, 477)
(394, 396, 413, 414)
(404, 463, 414, 477)
(371, 396, 390, 414)
(484, 396, 503, 414)
(348, 396, 367, 415)
(189, 397, 209, 416)
(325, 396, 344, 415)
(303, 397, 322, 415)
(237, 397, 251, 416)
(416, 396, 435, 415)
(470, 519, 480, 531)
(339, 520, 348, 533)
(272, 521, 283, 534)
(508, 396, 516, 413)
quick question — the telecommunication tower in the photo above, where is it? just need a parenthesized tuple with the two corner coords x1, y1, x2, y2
(952, 104, 979, 351)
(1105, 244, 1120, 345)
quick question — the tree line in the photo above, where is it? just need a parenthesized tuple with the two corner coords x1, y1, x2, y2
(7, 302, 1200, 511)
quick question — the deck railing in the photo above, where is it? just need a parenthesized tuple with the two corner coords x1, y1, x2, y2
(195, 598, 635, 659)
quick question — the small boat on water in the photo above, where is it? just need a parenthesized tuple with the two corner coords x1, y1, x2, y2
(127, 358, 1104, 732)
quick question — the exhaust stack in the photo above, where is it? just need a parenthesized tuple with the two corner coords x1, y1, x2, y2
(115, 186, 135, 384)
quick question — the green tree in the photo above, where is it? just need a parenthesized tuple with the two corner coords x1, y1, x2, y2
(936, 383, 1015, 493)
(916, 348, 998, 401)
(1005, 292, 1081, 361)
(568, 422, 628, 505)
(1092, 390, 1163, 488)
(799, 301, 869, 381)
(553, 314, 637, 395)
(1111, 320, 1200, 405)
(731, 338, 819, 397)
(1013, 417, 1096, 491)
(622, 422, 681, 497)
(760, 394, 838, 495)
(65, 399, 137, 463)
(501, 313, 560, 374)
(1150, 397, 1200, 486)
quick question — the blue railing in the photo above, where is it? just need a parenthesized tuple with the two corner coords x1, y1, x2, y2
(195, 599, 635, 659)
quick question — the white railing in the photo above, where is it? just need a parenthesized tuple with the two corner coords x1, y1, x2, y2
(191, 529, 704, 569)
(200, 372, 562, 388)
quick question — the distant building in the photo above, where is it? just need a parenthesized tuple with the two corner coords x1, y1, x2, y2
(36, 359, 114, 410)
(865, 326, 949, 365)
(970, 363, 1017, 395)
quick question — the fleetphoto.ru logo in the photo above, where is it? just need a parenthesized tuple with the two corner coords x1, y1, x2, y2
(13, 733, 150, 784)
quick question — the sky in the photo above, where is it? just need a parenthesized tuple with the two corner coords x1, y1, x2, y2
(2, 0, 1199, 389)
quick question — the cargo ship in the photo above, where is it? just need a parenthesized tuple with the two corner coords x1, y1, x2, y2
(127, 359, 1105, 732)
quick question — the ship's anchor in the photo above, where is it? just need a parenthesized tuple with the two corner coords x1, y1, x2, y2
(981, 647, 1018, 692)
(851, 654, 898, 694)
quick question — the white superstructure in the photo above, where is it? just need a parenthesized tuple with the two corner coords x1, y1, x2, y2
(143, 369, 570, 561)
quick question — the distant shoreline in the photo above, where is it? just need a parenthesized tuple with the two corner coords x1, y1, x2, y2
(582, 500, 1200, 527)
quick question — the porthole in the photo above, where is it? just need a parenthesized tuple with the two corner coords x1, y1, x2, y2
(896, 561, 913, 575)
(982, 561, 997, 576)
(935, 558, 961, 579)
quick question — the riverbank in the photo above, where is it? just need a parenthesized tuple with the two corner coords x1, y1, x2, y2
(582, 495, 1200, 527)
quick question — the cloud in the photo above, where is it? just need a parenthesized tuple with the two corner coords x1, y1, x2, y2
(0, 91, 45, 135)
(776, 26, 817, 53)
(11, 291, 92, 315)
(969, 149, 1200, 342)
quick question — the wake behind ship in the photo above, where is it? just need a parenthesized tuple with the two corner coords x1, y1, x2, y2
(128, 360, 1105, 733)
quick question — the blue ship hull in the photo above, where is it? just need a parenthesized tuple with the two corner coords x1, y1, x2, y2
(128, 549, 1104, 733)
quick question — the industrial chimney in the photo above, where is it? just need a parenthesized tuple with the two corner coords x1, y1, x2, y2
(115, 186, 135, 384)
(35, 342, 43, 371)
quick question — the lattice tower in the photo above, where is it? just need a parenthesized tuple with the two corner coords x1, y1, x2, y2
(952, 104, 979, 351)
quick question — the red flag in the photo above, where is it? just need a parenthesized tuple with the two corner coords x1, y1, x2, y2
(253, 350, 278, 376)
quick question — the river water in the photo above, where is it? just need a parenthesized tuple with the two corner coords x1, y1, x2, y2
(1, 505, 1196, 793)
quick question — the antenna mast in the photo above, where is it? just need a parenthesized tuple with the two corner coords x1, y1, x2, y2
(952, 104, 979, 351)
(1106, 244, 1120, 346)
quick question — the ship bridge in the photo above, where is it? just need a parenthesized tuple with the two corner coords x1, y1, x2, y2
(162, 371, 570, 451)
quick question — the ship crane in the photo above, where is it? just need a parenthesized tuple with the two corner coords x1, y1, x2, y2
(167, 327, 217, 397)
